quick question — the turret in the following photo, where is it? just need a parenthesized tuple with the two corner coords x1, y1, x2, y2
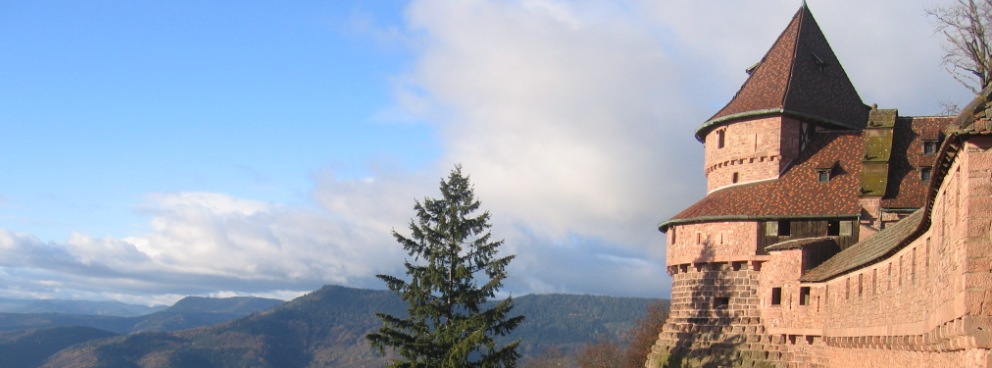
(698, 5, 868, 193)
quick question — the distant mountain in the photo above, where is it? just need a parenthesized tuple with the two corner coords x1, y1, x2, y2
(0, 296, 284, 334)
(0, 326, 117, 368)
(130, 296, 285, 333)
(0, 298, 166, 317)
(41, 285, 666, 367)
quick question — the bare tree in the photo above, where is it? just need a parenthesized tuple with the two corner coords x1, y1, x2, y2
(929, 0, 992, 93)
(575, 339, 624, 368)
(623, 301, 668, 368)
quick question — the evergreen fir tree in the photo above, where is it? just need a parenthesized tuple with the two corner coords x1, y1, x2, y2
(367, 165, 524, 368)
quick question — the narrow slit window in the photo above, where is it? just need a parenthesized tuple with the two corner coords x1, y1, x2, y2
(799, 287, 811, 306)
(771, 287, 782, 305)
(717, 130, 726, 149)
(858, 274, 863, 297)
(732, 172, 739, 183)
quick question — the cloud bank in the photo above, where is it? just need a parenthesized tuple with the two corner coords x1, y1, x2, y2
(0, 0, 971, 304)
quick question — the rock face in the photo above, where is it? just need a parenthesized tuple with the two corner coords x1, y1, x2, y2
(648, 4, 992, 368)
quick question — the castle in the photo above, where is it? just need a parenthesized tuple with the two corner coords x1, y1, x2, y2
(646, 4, 992, 368)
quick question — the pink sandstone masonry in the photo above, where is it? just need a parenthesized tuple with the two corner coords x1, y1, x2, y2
(667, 222, 761, 266)
(704, 116, 802, 192)
(645, 137, 992, 367)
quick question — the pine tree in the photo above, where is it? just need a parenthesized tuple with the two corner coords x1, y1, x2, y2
(367, 165, 524, 368)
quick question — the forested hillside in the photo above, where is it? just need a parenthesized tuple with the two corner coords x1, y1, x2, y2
(33, 285, 665, 367)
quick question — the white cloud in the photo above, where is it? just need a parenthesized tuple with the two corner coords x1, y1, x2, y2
(0, 0, 974, 304)
(401, 0, 704, 242)
(0, 188, 412, 304)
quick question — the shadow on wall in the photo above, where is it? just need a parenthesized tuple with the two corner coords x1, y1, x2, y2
(662, 240, 772, 368)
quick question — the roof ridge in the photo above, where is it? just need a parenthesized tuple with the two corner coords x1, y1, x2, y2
(695, 4, 868, 142)
(779, 5, 807, 109)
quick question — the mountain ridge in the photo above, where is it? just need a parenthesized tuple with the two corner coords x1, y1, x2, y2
(33, 285, 666, 367)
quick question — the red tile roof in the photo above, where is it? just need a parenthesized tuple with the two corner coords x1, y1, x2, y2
(880, 117, 953, 209)
(660, 131, 864, 231)
(696, 5, 869, 142)
(801, 87, 992, 282)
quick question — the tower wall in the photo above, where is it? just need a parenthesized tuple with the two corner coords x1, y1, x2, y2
(703, 116, 802, 193)
(649, 260, 776, 368)
(666, 222, 761, 266)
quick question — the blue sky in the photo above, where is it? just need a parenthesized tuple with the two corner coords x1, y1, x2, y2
(0, 0, 971, 305)
(2, 1, 433, 238)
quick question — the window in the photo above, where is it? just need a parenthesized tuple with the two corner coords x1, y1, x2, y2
(777, 220, 791, 236)
(717, 130, 726, 149)
(923, 140, 937, 155)
(799, 287, 811, 306)
(912, 248, 917, 284)
(817, 169, 830, 182)
(713, 296, 730, 309)
(921, 167, 932, 182)
(872, 269, 877, 295)
(858, 274, 863, 297)
(840, 221, 853, 236)
(827, 220, 840, 236)
(732, 172, 739, 183)
(765, 221, 779, 236)
(771, 287, 782, 305)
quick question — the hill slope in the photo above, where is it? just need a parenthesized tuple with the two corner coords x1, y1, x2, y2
(0, 296, 284, 334)
(0, 298, 165, 317)
(43, 285, 665, 367)
(0, 326, 117, 368)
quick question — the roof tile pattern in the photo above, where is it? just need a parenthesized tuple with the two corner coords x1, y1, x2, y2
(697, 5, 868, 141)
(881, 117, 953, 209)
(661, 131, 863, 230)
(800, 88, 991, 282)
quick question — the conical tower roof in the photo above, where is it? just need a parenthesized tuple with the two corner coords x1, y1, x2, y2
(695, 5, 869, 141)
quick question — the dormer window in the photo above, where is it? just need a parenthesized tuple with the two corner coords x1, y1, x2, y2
(920, 167, 932, 182)
(817, 169, 831, 182)
(923, 140, 937, 155)
(717, 129, 726, 149)
(815, 162, 836, 182)
(811, 52, 830, 72)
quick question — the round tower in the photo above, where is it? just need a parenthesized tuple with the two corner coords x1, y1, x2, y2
(648, 4, 869, 367)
